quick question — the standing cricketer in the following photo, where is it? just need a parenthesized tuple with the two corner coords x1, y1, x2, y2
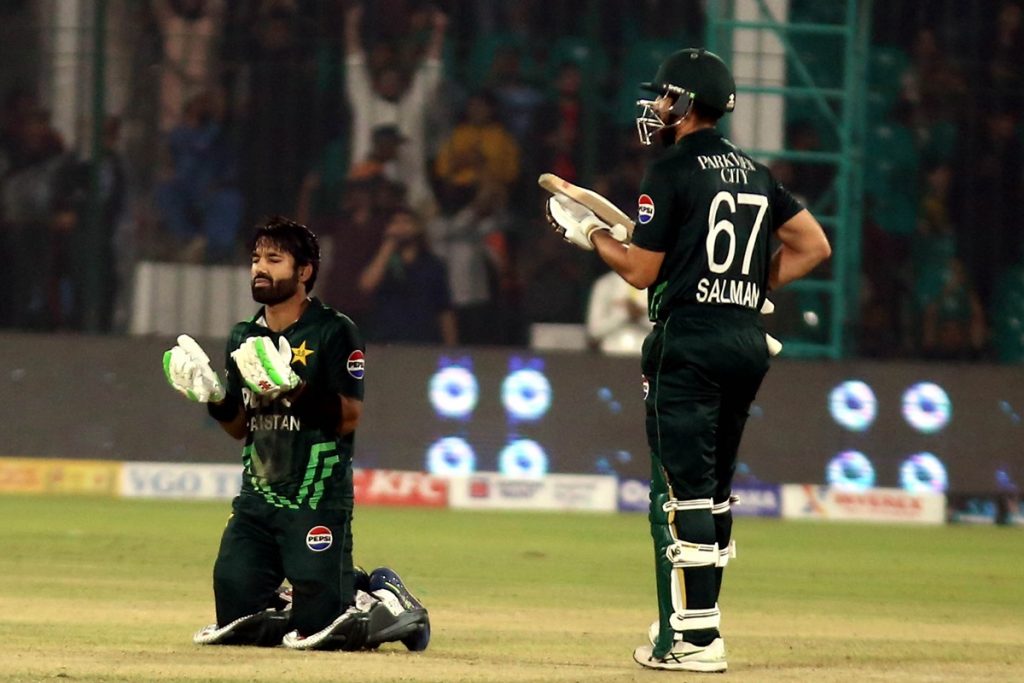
(163, 216, 429, 651)
(545, 49, 831, 672)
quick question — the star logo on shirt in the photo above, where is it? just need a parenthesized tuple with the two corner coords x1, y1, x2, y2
(291, 340, 315, 366)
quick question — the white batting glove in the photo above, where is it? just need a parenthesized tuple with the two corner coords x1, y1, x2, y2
(230, 336, 300, 399)
(163, 334, 226, 403)
(546, 195, 629, 251)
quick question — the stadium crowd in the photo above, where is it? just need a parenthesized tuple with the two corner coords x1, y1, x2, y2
(0, 0, 1021, 360)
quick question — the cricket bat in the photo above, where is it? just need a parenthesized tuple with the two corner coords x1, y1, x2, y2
(538, 173, 635, 241)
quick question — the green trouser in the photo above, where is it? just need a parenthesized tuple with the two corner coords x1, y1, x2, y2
(641, 307, 769, 655)
(213, 492, 357, 639)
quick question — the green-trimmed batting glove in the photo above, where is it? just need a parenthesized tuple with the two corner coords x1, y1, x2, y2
(230, 336, 300, 400)
(163, 334, 226, 403)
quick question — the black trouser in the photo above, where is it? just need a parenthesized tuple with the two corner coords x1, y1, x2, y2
(213, 494, 357, 638)
(641, 307, 769, 644)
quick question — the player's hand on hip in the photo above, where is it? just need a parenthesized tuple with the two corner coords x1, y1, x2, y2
(546, 195, 628, 251)
(230, 336, 300, 399)
(163, 334, 226, 403)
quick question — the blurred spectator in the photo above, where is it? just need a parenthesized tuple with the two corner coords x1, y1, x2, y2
(428, 179, 511, 345)
(349, 124, 406, 183)
(317, 178, 391, 324)
(955, 106, 1023, 310)
(902, 29, 967, 160)
(518, 222, 590, 324)
(47, 117, 126, 331)
(591, 130, 647, 216)
(358, 206, 457, 345)
(343, 3, 447, 215)
(465, 2, 543, 89)
(151, 0, 224, 132)
(293, 134, 349, 226)
(483, 45, 545, 148)
(785, 121, 835, 207)
(985, 1, 1023, 105)
(585, 270, 652, 356)
(234, 3, 317, 225)
(531, 61, 583, 183)
(154, 89, 242, 263)
(920, 257, 986, 360)
(0, 106, 67, 328)
(434, 90, 521, 212)
(92, 116, 128, 331)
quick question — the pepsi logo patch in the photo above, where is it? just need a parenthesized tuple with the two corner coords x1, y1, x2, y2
(347, 350, 365, 379)
(637, 194, 655, 224)
(306, 525, 333, 552)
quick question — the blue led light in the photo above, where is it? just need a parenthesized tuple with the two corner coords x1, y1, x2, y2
(899, 452, 948, 493)
(498, 439, 549, 478)
(901, 382, 951, 434)
(828, 380, 877, 432)
(428, 365, 479, 419)
(501, 368, 552, 421)
(425, 437, 476, 476)
(826, 450, 876, 491)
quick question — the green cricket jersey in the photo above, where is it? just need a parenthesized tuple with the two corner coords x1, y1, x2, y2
(630, 128, 804, 322)
(222, 297, 365, 511)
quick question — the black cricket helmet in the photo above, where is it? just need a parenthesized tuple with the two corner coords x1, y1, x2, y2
(636, 48, 736, 145)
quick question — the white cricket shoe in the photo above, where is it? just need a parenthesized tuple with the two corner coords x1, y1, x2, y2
(633, 638, 727, 673)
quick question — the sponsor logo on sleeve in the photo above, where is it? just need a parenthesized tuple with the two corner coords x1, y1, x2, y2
(637, 194, 655, 224)
(346, 350, 365, 379)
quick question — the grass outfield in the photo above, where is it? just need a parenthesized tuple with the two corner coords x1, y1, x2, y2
(1, 496, 1022, 682)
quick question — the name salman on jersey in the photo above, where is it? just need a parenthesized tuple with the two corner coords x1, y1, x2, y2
(696, 277, 761, 308)
(694, 151, 762, 309)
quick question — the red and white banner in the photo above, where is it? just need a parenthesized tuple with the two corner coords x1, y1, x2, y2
(353, 469, 448, 508)
(781, 484, 946, 525)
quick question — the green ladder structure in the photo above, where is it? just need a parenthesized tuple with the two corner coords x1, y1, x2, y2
(706, 0, 873, 358)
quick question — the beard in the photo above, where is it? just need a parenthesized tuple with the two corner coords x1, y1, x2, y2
(657, 124, 678, 148)
(251, 270, 300, 305)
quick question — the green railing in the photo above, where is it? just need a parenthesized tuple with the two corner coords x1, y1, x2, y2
(706, 0, 872, 359)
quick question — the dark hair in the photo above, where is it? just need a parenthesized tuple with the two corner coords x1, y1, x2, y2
(249, 216, 321, 292)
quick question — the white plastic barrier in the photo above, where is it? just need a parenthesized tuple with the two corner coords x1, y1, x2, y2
(130, 261, 253, 336)
(449, 472, 617, 512)
(121, 462, 243, 499)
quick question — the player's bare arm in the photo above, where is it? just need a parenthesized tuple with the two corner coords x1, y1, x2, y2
(767, 209, 831, 290)
(343, 3, 363, 56)
(592, 231, 664, 290)
(339, 395, 362, 435)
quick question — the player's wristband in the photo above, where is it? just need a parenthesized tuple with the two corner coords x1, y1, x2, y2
(207, 396, 240, 423)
